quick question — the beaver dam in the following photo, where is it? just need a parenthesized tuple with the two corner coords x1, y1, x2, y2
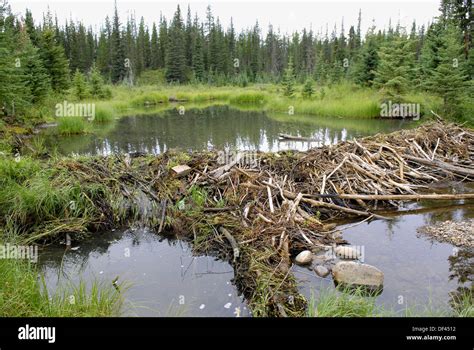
(12, 121, 474, 316)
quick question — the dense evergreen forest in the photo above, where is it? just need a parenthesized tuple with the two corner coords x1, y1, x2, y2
(1, 1, 474, 320)
(0, 0, 472, 120)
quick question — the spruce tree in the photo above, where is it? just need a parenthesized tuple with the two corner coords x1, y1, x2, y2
(282, 58, 296, 97)
(354, 35, 379, 86)
(0, 2, 23, 116)
(374, 35, 414, 101)
(89, 64, 110, 98)
(38, 27, 70, 92)
(426, 23, 469, 117)
(110, 2, 126, 83)
(166, 5, 186, 83)
(192, 26, 205, 81)
(18, 27, 50, 103)
(302, 78, 315, 98)
(150, 23, 159, 69)
(72, 69, 89, 100)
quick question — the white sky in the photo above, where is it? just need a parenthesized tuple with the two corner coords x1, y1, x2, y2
(8, 0, 441, 36)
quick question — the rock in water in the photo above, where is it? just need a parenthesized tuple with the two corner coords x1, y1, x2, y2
(295, 250, 313, 265)
(332, 262, 384, 290)
(314, 265, 330, 277)
(335, 246, 361, 260)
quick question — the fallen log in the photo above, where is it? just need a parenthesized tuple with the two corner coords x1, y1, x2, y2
(260, 181, 391, 220)
(311, 193, 474, 201)
(404, 155, 474, 177)
(344, 193, 474, 201)
(279, 133, 319, 142)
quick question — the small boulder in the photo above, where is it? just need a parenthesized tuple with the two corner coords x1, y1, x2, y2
(314, 265, 330, 278)
(335, 246, 361, 260)
(295, 250, 313, 265)
(332, 261, 384, 290)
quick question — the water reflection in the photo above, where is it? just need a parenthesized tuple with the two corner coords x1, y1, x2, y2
(42, 105, 413, 156)
(294, 203, 474, 313)
(38, 229, 249, 317)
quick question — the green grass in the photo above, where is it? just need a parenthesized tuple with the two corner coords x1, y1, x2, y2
(0, 258, 123, 317)
(57, 117, 88, 135)
(130, 92, 169, 106)
(96, 82, 442, 120)
(229, 91, 268, 105)
(93, 105, 115, 123)
(307, 286, 474, 317)
(0, 157, 108, 239)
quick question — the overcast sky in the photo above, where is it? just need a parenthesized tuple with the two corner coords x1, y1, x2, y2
(8, 0, 441, 36)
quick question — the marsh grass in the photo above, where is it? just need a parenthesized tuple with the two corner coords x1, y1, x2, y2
(0, 258, 123, 316)
(93, 105, 115, 123)
(130, 92, 169, 106)
(307, 286, 474, 317)
(57, 116, 89, 135)
(76, 83, 443, 124)
(229, 91, 269, 105)
(0, 157, 108, 238)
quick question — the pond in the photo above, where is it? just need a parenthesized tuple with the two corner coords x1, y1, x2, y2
(37, 105, 471, 316)
(39, 228, 250, 317)
(41, 105, 414, 156)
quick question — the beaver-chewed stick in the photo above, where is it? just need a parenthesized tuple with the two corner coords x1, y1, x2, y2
(404, 155, 474, 177)
(311, 193, 474, 201)
(219, 227, 240, 262)
(260, 181, 391, 221)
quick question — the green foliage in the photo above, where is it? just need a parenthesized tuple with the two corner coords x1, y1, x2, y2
(424, 23, 469, 118)
(136, 69, 166, 85)
(94, 105, 115, 123)
(282, 58, 296, 97)
(39, 29, 70, 92)
(0, 258, 123, 316)
(166, 6, 187, 83)
(353, 35, 379, 86)
(72, 69, 90, 100)
(110, 3, 126, 83)
(229, 92, 268, 104)
(302, 78, 315, 98)
(57, 116, 88, 135)
(374, 35, 415, 101)
(89, 65, 111, 99)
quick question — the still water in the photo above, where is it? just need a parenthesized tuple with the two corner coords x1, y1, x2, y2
(294, 201, 474, 313)
(42, 105, 414, 156)
(38, 106, 471, 316)
(39, 228, 250, 317)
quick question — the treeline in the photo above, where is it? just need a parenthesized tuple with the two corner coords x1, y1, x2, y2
(0, 0, 472, 117)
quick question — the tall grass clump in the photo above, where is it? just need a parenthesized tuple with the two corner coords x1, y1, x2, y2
(307, 286, 473, 317)
(0, 157, 108, 238)
(57, 117, 88, 135)
(307, 287, 382, 317)
(0, 258, 123, 316)
(130, 92, 169, 106)
(230, 91, 268, 105)
(93, 105, 115, 123)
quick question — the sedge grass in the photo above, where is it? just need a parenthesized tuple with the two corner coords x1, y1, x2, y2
(0, 258, 123, 317)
